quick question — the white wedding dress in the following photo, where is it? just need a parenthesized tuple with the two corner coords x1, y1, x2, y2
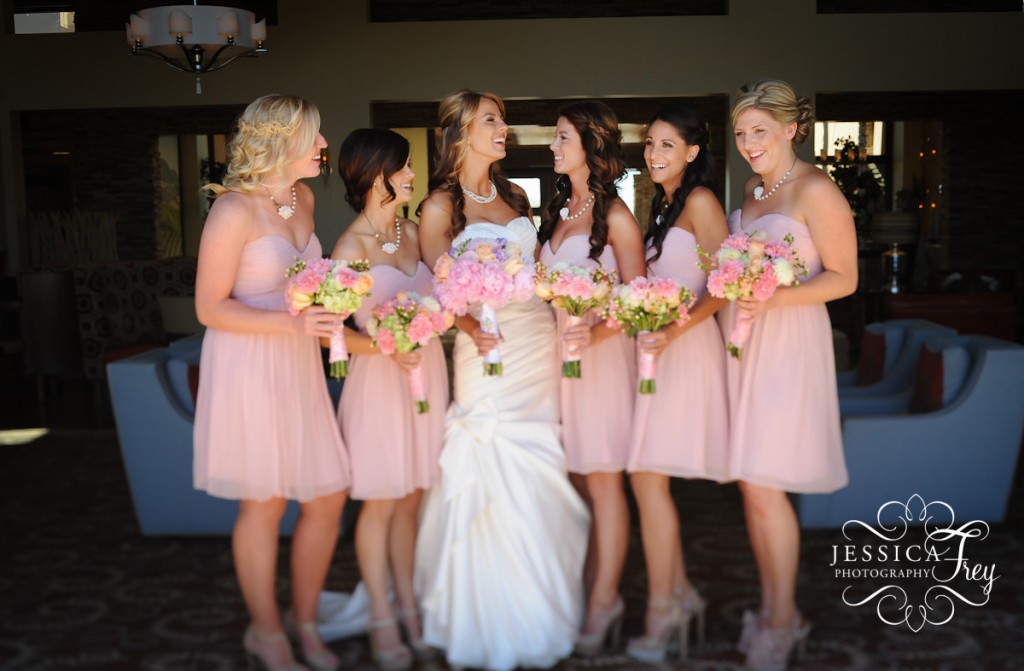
(414, 217, 591, 671)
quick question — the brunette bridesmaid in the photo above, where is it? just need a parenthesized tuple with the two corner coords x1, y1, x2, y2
(332, 129, 448, 670)
(537, 100, 646, 656)
(625, 104, 729, 663)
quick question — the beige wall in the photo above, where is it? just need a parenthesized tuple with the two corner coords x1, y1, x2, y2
(2, 0, 1022, 269)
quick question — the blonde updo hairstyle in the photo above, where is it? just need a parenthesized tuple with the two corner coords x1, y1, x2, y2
(731, 79, 814, 146)
(207, 94, 321, 195)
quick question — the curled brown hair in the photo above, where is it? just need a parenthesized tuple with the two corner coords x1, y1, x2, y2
(731, 79, 814, 145)
(539, 100, 625, 262)
(417, 89, 529, 236)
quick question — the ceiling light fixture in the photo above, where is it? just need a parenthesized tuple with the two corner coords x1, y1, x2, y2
(126, 1, 267, 94)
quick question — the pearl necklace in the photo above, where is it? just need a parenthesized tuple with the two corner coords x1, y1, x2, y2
(753, 158, 797, 202)
(269, 185, 297, 220)
(462, 180, 497, 204)
(559, 193, 595, 221)
(363, 213, 402, 255)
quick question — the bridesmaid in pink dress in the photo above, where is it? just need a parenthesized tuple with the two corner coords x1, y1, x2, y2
(537, 101, 646, 656)
(331, 129, 448, 670)
(624, 105, 729, 663)
(193, 95, 348, 671)
(727, 80, 856, 671)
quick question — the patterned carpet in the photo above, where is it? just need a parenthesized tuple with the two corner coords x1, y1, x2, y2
(1, 429, 1022, 671)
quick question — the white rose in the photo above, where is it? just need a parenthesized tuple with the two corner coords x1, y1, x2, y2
(773, 258, 796, 285)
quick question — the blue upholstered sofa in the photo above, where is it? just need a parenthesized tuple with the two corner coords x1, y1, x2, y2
(797, 334, 1024, 529)
(108, 335, 347, 536)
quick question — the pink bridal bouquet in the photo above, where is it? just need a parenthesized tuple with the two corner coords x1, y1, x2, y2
(604, 276, 695, 394)
(704, 231, 807, 359)
(367, 292, 454, 414)
(286, 257, 373, 379)
(534, 261, 617, 378)
(433, 237, 535, 376)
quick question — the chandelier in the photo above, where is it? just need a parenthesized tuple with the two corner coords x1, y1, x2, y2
(126, 2, 267, 93)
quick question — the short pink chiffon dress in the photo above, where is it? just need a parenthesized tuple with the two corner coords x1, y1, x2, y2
(338, 262, 449, 500)
(193, 234, 351, 502)
(540, 235, 636, 474)
(720, 211, 847, 493)
(626, 228, 729, 479)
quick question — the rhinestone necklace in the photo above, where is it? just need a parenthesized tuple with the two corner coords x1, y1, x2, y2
(462, 180, 497, 204)
(753, 157, 798, 202)
(269, 185, 297, 220)
(363, 213, 402, 255)
(559, 193, 595, 221)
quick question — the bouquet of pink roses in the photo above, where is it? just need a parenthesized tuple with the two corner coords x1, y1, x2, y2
(433, 237, 535, 375)
(286, 257, 373, 379)
(703, 230, 807, 359)
(534, 260, 617, 378)
(604, 276, 695, 394)
(367, 291, 454, 414)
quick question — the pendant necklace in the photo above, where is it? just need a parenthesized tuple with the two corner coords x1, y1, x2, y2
(753, 157, 798, 202)
(559, 193, 595, 221)
(364, 213, 402, 255)
(269, 185, 297, 220)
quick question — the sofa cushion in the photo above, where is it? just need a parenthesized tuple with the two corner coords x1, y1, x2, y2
(165, 347, 202, 415)
(857, 322, 906, 386)
(909, 336, 971, 414)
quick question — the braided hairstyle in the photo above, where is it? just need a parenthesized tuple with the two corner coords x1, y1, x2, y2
(416, 90, 529, 236)
(539, 101, 626, 262)
(645, 104, 716, 266)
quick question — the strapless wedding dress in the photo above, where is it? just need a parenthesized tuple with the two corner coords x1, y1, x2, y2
(414, 217, 590, 671)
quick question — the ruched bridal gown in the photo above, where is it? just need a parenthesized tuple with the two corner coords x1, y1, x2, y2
(415, 217, 590, 671)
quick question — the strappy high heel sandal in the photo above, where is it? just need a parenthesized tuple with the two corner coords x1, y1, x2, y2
(625, 598, 686, 663)
(745, 613, 812, 671)
(676, 585, 707, 655)
(397, 607, 436, 661)
(574, 596, 625, 657)
(367, 617, 413, 671)
(243, 626, 309, 671)
(283, 611, 339, 671)
(737, 608, 768, 654)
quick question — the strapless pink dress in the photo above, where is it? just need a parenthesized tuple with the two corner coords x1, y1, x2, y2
(720, 211, 847, 493)
(338, 262, 449, 500)
(627, 228, 729, 479)
(540, 236, 636, 474)
(193, 234, 350, 502)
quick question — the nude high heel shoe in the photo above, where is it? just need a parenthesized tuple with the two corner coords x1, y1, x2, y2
(243, 626, 309, 671)
(397, 607, 436, 661)
(676, 586, 707, 654)
(367, 617, 413, 671)
(574, 596, 625, 657)
(625, 598, 685, 663)
(283, 611, 339, 671)
(745, 614, 812, 671)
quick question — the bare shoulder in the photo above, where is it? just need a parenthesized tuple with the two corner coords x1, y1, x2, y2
(682, 186, 725, 217)
(331, 220, 369, 261)
(606, 198, 643, 241)
(401, 218, 421, 242)
(606, 197, 639, 227)
(206, 190, 256, 234)
(796, 167, 850, 211)
(420, 190, 454, 218)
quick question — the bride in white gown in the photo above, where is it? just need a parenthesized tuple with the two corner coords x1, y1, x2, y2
(415, 90, 590, 671)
